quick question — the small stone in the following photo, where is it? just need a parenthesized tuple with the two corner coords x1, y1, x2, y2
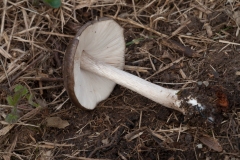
(197, 81, 203, 85)
(102, 138, 109, 145)
(203, 81, 209, 87)
(235, 71, 240, 76)
(196, 143, 203, 149)
(48, 68, 54, 75)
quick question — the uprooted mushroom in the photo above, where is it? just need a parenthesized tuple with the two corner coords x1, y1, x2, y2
(63, 17, 218, 122)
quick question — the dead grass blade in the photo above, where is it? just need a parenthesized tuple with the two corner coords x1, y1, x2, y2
(64, 155, 111, 160)
(0, 124, 14, 136)
(2, 135, 18, 160)
(146, 57, 184, 80)
(108, 15, 169, 38)
(124, 127, 147, 141)
(0, 47, 12, 59)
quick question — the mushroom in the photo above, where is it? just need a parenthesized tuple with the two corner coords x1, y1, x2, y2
(63, 17, 205, 115)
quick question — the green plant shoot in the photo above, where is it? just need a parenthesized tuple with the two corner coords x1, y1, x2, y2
(5, 84, 39, 123)
(43, 0, 61, 8)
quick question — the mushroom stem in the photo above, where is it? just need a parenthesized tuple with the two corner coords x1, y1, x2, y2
(81, 52, 184, 113)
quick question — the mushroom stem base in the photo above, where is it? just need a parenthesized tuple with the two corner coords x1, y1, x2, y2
(81, 52, 184, 113)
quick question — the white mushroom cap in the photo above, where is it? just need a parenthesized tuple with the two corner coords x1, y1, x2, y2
(63, 18, 125, 110)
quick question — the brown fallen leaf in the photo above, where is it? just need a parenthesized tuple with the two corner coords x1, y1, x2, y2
(46, 117, 69, 129)
(199, 136, 223, 152)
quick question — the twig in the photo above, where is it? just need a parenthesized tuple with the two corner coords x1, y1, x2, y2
(37, 31, 74, 38)
(0, 0, 7, 36)
(124, 65, 151, 73)
(64, 155, 111, 160)
(0, 62, 25, 83)
(19, 77, 63, 81)
(3, 134, 18, 160)
(146, 57, 184, 80)
(0, 58, 11, 87)
(54, 52, 62, 67)
(190, 3, 212, 14)
(19, 142, 74, 148)
(171, 20, 191, 37)
(38, 66, 43, 95)
(107, 15, 169, 38)
(0, 105, 13, 108)
(219, 40, 240, 46)
(160, 38, 200, 57)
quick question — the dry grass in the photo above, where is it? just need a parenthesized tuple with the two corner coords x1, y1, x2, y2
(0, 0, 240, 159)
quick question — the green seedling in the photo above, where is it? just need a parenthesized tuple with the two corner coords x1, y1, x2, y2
(32, 0, 61, 8)
(5, 84, 39, 123)
(43, 0, 61, 8)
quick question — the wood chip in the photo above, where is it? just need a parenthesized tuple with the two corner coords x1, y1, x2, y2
(46, 117, 69, 129)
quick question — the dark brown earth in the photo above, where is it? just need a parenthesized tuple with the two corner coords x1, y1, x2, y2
(0, 1, 240, 160)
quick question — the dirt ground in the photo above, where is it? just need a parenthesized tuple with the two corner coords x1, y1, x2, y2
(0, 0, 240, 160)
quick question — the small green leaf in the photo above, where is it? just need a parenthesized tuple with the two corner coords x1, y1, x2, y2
(5, 112, 19, 124)
(43, 0, 61, 8)
(6, 96, 14, 106)
(12, 91, 23, 106)
(5, 84, 39, 124)
(14, 84, 23, 92)
(10, 85, 29, 106)
(14, 84, 28, 96)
